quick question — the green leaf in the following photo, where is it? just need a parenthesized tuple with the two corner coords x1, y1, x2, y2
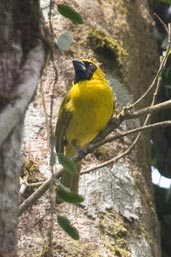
(56, 186, 84, 204)
(158, 0, 171, 4)
(57, 4, 84, 24)
(58, 153, 78, 175)
(57, 31, 73, 52)
(57, 215, 80, 240)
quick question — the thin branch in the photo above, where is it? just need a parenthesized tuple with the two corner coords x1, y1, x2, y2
(19, 164, 63, 216)
(72, 96, 171, 163)
(82, 120, 171, 174)
(49, 0, 58, 133)
(153, 13, 168, 34)
(84, 72, 163, 174)
(83, 77, 171, 149)
(81, 23, 171, 173)
(48, 0, 58, 169)
(124, 99, 171, 119)
(131, 24, 170, 108)
(90, 120, 171, 150)
(24, 180, 44, 188)
(19, 118, 171, 213)
(45, 2, 56, 243)
(40, 78, 51, 147)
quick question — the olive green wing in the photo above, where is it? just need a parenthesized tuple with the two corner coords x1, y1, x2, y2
(55, 95, 78, 193)
(55, 95, 72, 154)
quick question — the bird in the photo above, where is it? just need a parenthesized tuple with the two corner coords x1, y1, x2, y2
(55, 59, 114, 193)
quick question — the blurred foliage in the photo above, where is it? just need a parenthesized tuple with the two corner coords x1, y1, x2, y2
(159, 0, 171, 4)
(57, 215, 80, 240)
(54, 4, 84, 52)
(56, 154, 82, 239)
(58, 153, 78, 175)
(56, 31, 73, 52)
(57, 4, 84, 24)
(56, 184, 84, 204)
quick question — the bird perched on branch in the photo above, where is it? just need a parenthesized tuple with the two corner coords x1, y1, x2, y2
(55, 59, 114, 193)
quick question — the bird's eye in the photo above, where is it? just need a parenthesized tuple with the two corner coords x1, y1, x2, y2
(88, 63, 96, 73)
(89, 63, 94, 68)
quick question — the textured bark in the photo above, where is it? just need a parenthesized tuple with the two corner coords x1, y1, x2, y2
(0, 1, 13, 49)
(0, 123, 22, 257)
(0, 0, 45, 256)
(0, 2, 20, 256)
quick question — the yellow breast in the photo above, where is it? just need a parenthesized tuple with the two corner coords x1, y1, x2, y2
(65, 75, 114, 148)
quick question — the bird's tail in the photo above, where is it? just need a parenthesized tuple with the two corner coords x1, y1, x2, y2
(61, 143, 81, 193)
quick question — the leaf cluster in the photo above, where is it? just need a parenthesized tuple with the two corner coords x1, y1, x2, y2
(57, 154, 84, 240)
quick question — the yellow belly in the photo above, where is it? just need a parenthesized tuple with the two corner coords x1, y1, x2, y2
(65, 79, 114, 147)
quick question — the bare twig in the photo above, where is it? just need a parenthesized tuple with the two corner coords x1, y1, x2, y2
(132, 24, 170, 108)
(124, 99, 171, 119)
(82, 120, 171, 174)
(48, 0, 58, 171)
(19, 116, 171, 213)
(49, 0, 58, 135)
(81, 23, 171, 173)
(44, 3, 58, 253)
(40, 78, 51, 147)
(73, 78, 171, 164)
(83, 72, 163, 173)
(19, 164, 63, 215)
(89, 120, 171, 151)
(103, 98, 171, 139)
(153, 13, 168, 34)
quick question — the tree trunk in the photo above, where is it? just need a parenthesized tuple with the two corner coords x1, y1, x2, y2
(0, 123, 22, 257)
(0, 1, 45, 256)
(18, 0, 161, 256)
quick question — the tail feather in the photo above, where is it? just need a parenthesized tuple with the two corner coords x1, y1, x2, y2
(60, 143, 81, 193)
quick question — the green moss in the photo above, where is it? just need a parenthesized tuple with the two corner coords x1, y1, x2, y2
(114, 245, 130, 257)
(98, 211, 127, 237)
(40, 246, 53, 257)
(88, 27, 127, 70)
(139, 223, 153, 247)
(23, 159, 39, 173)
(98, 211, 130, 256)
(21, 159, 39, 181)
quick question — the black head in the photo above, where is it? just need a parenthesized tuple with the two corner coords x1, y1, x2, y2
(72, 59, 97, 83)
